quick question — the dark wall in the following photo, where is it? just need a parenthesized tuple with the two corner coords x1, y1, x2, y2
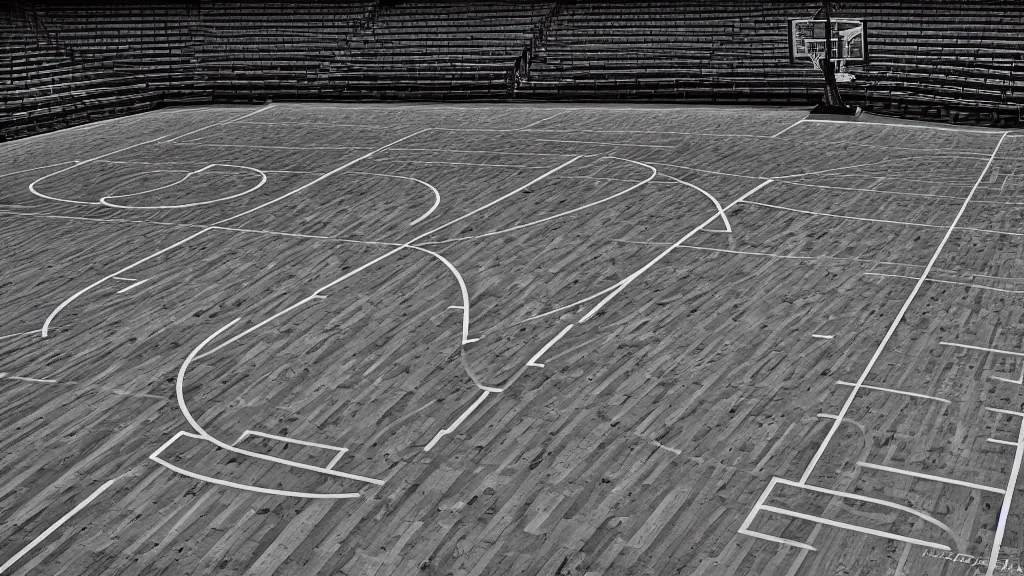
(2, 0, 1023, 140)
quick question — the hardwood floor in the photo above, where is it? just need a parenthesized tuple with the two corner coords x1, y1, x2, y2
(0, 104, 1021, 575)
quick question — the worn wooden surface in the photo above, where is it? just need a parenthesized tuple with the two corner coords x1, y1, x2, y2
(0, 104, 1022, 575)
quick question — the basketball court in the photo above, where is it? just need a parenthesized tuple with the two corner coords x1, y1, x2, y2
(1, 102, 1023, 575)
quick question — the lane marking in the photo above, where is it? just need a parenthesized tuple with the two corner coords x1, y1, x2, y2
(986, 416, 1024, 576)
(772, 118, 805, 138)
(801, 117, 1009, 134)
(0, 475, 123, 573)
(743, 200, 948, 229)
(811, 334, 834, 339)
(416, 157, 657, 246)
(3, 375, 58, 384)
(987, 407, 1024, 418)
(739, 528, 816, 551)
(940, 342, 1024, 357)
(834, 380, 951, 404)
(857, 461, 1004, 493)
(214, 128, 434, 225)
(326, 451, 347, 470)
(526, 324, 574, 368)
(0, 330, 42, 342)
(798, 132, 1008, 484)
(116, 279, 149, 294)
(988, 438, 1018, 447)
(199, 156, 583, 359)
(42, 229, 210, 337)
(868, 272, 1024, 294)
(173, 320, 385, 486)
(150, 432, 359, 499)
(0, 162, 78, 179)
(534, 138, 675, 149)
(344, 171, 440, 225)
(661, 174, 731, 232)
(424, 390, 490, 452)
(232, 430, 347, 453)
(100, 164, 267, 210)
(164, 104, 274, 143)
(29, 137, 167, 206)
(580, 179, 774, 324)
(759, 505, 952, 551)
(517, 111, 568, 130)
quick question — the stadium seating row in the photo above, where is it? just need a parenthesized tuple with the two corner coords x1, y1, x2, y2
(2, 0, 1022, 140)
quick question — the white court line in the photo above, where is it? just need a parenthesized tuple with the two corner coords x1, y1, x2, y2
(835, 380, 950, 404)
(116, 279, 149, 294)
(0, 329, 42, 342)
(797, 132, 1009, 484)
(771, 154, 981, 180)
(580, 179, 775, 324)
(0, 475, 122, 574)
(526, 324, 574, 368)
(370, 159, 547, 169)
(344, 171, 440, 226)
(662, 174, 731, 232)
(42, 229, 210, 336)
(4, 375, 58, 384)
(424, 390, 490, 452)
(150, 432, 360, 499)
(197, 157, 583, 358)
(986, 407, 1024, 418)
(641, 161, 764, 181)
(29, 137, 166, 206)
(867, 272, 1024, 294)
(743, 200, 948, 230)
(783, 179, 962, 200)
(988, 438, 1018, 447)
(174, 320, 385, 486)
(0, 162, 78, 179)
(772, 118, 805, 138)
(651, 441, 682, 455)
(112, 276, 137, 282)
(801, 118, 1009, 134)
(517, 111, 568, 130)
(772, 477, 959, 539)
(214, 128, 433, 225)
(164, 103, 273, 143)
(416, 157, 657, 246)
(100, 164, 267, 210)
(173, 142, 372, 151)
(738, 528, 816, 551)
(393, 147, 573, 157)
(614, 240, 816, 261)
(232, 429, 347, 453)
(534, 138, 675, 149)
(939, 341, 1024, 357)
(759, 505, 952, 551)
(326, 451, 347, 470)
(811, 334, 834, 339)
(856, 461, 1004, 493)
(986, 417, 1024, 576)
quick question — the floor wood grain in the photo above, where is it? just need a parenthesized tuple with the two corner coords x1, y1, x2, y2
(0, 104, 1022, 576)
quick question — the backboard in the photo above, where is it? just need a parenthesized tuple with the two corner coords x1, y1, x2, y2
(789, 18, 868, 66)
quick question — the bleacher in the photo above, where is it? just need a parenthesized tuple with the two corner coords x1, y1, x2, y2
(195, 1, 374, 101)
(0, 11, 160, 141)
(1, 0, 1023, 140)
(330, 1, 554, 100)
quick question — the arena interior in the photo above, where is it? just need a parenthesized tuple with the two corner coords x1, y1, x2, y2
(2, 2, 1024, 575)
